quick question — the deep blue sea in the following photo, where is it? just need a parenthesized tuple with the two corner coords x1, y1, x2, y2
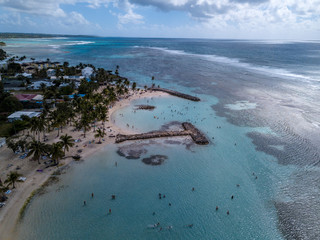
(2, 37, 320, 239)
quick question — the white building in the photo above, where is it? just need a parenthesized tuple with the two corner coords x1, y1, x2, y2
(47, 69, 56, 77)
(29, 81, 53, 89)
(81, 67, 93, 78)
(8, 111, 41, 122)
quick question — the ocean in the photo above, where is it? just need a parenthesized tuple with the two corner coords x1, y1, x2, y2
(2, 37, 320, 239)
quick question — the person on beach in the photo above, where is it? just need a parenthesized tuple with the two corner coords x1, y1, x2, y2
(84, 201, 86, 206)
(231, 195, 234, 199)
(92, 193, 94, 198)
(216, 206, 219, 211)
(109, 209, 112, 214)
(192, 187, 195, 191)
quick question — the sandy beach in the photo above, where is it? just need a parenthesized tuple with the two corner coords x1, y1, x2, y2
(0, 89, 168, 240)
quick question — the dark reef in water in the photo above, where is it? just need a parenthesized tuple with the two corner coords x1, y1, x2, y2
(117, 143, 148, 159)
(247, 132, 320, 166)
(142, 155, 168, 166)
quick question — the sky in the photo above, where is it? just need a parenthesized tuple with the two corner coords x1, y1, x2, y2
(0, 0, 319, 39)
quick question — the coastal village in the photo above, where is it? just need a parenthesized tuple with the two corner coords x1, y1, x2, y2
(0, 42, 209, 238)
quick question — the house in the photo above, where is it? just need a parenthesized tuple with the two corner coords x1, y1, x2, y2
(14, 94, 43, 106)
(8, 111, 41, 122)
(15, 94, 38, 102)
(47, 69, 56, 77)
(25, 66, 36, 74)
(22, 72, 32, 78)
(63, 75, 85, 82)
(29, 80, 53, 89)
(82, 67, 93, 78)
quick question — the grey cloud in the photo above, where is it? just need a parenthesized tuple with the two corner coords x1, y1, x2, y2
(129, 0, 233, 19)
(229, 0, 268, 4)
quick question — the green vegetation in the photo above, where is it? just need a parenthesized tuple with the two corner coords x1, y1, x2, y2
(50, 142, 65, 165)
(0, 123, 13, 137)
(94, 128, 105, 143)
(0, 48, 6, 60)
(19, 189, 37, 220)
(0, 95, 23, 112)
(0, 41, 6, 46)
(59, 134, 75, 154)
(27, 138, 49, 164)
(4, 171, 22, 189)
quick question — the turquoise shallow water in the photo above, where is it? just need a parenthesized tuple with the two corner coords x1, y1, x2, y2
(15, 94, 292, 239)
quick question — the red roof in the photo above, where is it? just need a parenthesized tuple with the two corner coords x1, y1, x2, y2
(15, 94, 38, 101)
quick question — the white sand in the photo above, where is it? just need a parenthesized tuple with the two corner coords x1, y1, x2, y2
(0, 89, 168, 240)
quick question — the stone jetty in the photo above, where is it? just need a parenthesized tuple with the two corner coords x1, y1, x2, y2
(150, 87, 200, 102)
(135, 105, 156, 110)
(115, 122, 209, 145)
(181, 122, 209, 145)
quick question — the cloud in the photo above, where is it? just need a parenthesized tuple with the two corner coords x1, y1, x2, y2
(0, 12, 22, 25)
(66, 11, 90, 25)
(0, 0, 68, 17)
(0, 0, 319, 38)
(118, 8, 144, 24)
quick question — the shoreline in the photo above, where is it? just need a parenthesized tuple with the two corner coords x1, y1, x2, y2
(0, 89, 169, 240)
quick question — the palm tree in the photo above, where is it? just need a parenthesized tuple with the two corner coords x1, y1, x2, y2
(59, 134, 75, 154)
(94, 128, 105, 144)
(4, 171, 22, 189)
(50, 142, 65, 165)
(99, 107, 108, 134)
(77, 114, 91, 138)
(30, 117, 39, 139)
(27, 138, 48, 164)
(132, 82, 136, 91)
(37, 115, 47, 142)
